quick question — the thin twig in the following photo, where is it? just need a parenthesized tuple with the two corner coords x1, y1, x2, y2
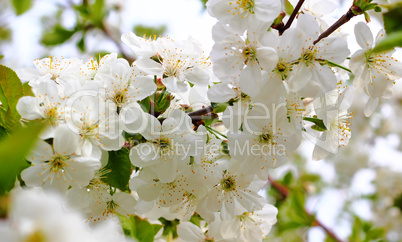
(279, 0, 305, 35)
(268, 175, 343, 242)
(313, 7, 357, 45)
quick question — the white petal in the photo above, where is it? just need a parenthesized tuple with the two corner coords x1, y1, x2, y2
(53, 125, 79, 155)
(16, 96, 42, 120)
(256, 47, 278, 72)
(364, 97, 379, 117)
(355, 22, 373, 50)
(240, 62, 262, 97)
(207, 83, 237, 103)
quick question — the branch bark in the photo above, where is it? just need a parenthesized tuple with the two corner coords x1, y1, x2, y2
(313, 7, 358, 45)
(278, 0, 305, 35)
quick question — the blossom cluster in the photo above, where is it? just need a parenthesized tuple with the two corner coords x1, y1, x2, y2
(5, 0, 402, 241)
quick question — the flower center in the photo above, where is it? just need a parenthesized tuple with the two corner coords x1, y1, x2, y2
(243, 46, 257, 64)
(106, 200, 119, 213)
(273, 58, 293, 80)
(301, 48, 317, 66)
(24, 229, 47, 242)
(164, 59, 185, 78)
(237, 0, 255, 14)
(155, 137, 171, 155)
(43, 106, 59, 125)
(114, 92, 126, 107)
(259, 132, 275, 144)
(80, 121, 99, 138)
(330, 113, 352, 139)
(49, 155, 68, 173)
(220, 175, 236, 192)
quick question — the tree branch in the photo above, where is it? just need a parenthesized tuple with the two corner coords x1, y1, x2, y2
(188, 105, 214, 118)
(279, 0, 305, 35)
(313, 7, 357, 45)
(268, 175, 343, 242)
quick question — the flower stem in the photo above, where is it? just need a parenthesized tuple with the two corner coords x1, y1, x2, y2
(206, 126, 227, 139)
(279, 0, 305, 35)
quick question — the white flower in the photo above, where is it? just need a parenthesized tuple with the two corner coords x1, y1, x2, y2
(215, 204, 278, 241)
(2, 188, 128, 242)
(198, 164, 266, 220)
(350, 22, 402, 116)
(123, 34, 210, 93)
(177, 221, 223, 242)
(87, 191, 136, 223)
(210, 22, 278, 97)
(17, 57, 83, 90)
(66, 168, 111, 220)
(228, 103, 300, 178)
(310, 88, 354, 160)
(3, 189, 95, 242)
(287, 13, 349, 98)
(130, 167, 186, 208)
(206, 0, 281, 34)
(21, 125, 101, 192)
(67, 96, 124, 159)
(96, 57, 156, 129)
(80, 53, 118, 83)
(129, 110, 205, 183)
(16, 76, 67, 138)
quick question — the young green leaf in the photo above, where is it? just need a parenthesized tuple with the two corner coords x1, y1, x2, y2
(0, 65, 24, 132)
(371, 31, 402, 54)
(119, 215, 163, 242)
(0, 122, 46, 195)
(102, 148, 132, 191)
(11, 0, 32, 15)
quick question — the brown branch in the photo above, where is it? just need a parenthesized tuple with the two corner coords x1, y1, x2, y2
(313, 7, 358, 45)
(188, 105, 214, 118)
(278, 0, 305, 35)
(268, 175, 343, 242)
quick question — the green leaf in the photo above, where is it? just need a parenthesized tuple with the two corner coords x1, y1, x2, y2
(282, 171, 293, 186)
(0, 82, 8, 112)
(0, 27, 11, 41)
(0, 122, 46, 195)
(134, 25, 167, 38)
(22, 82, 34, 97)
(77, 33, 86, 52)
(200, 0, 208, 9)
(303, 116, 327, 131)
(139, 97, 151, 113)
(350, 216, 363, 242)
(41, 25, 76, 46)
(383, 3, 402, 34)
(119, 215, 163, 242)
(211, 102, 229, 113)
(11, 0, 32, 15)
(102, 148, 131, 191)
(0, 125, 7, 141)
(0, 65, 24, 132)
(371, 31, 402, 54)
(284, 0, 294, 15)
(90, 0, 106, 28)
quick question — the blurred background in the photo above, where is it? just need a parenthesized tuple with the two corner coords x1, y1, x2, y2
(0, 0, 401, 241)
